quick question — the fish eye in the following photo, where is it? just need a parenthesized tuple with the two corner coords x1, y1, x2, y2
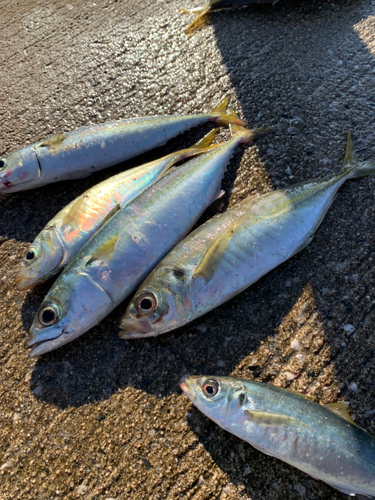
(0, 159, 6, 170)
(135, 292, 157, 315)
(25, 248, 37, 261)
(38, 304, 59, 326)
(202, 380, 219, 398)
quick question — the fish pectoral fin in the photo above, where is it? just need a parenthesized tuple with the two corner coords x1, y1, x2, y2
(86, 232, 120, 266)
(97, 204, 121, 231)
(61, 195, 90, 230)
(39, 134, 67, 148)
(193, 214, 249, 283)
(244, 410, 304, 428)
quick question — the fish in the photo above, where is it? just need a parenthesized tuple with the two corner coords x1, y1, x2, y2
(180, 374, 375, 497)
(15, 129, 219, 291)
(180, 0, 279, 34)
(119, 132, 375, 339)
(26, 119, 273, 357)
(0, 96, 244, 193)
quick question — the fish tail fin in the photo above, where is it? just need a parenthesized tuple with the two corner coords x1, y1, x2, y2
(209, 97, 247, 128)
(159, 129, 221, 177)
(180, 7, 211, 34)
(226, 106, 276, 142)
(341, 130, 375, 179)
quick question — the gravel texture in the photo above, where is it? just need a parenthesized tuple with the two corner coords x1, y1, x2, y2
(1, 0, 375, 499)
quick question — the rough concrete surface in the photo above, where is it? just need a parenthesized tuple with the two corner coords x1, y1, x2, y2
(0, 0, 375, 498)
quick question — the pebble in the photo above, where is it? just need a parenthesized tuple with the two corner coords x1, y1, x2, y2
(283, 371, 295, 381)
(290, 339, 300, 351)
(76, 484, 88, 495)
(348, 382, 358, 393)
(343, 324, 355, 334)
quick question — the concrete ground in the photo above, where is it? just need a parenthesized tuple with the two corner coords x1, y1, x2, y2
(1, 0, 375, 498)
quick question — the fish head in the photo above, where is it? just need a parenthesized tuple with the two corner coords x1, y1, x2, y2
(16, 228, 65, 290)
(26, 271, 113, 357)
(118, 264, 194, 339)
(0, 147, 41, 193)
(180, 375, 252, 429)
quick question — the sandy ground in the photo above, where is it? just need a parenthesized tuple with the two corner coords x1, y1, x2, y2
(0, 0, 375, 498)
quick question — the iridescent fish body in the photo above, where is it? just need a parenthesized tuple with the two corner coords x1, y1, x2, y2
(15, 130, 219, 291)
(180, 375, 375, 497)
(0, 97, 243, 193)
(26, 123, 272, 356)
(180, 0, 279, 34)
(119, 132, 375, 338)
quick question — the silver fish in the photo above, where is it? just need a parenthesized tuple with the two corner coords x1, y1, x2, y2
(0, 97, 243, 193)
(180, 0, 279, 34)
(26, 123, 272, 357)
(15, 130, 219, 291)
(119, 132, 375, 338)
(180, 375, 375, 497)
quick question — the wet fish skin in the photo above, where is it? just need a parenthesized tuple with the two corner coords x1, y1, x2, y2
(119, 132, 375, 339)
(0, 98, 243, 193)
(15, 131, 219, 291)
(26, 124, 271, 357)
(180, 375, 375, 497)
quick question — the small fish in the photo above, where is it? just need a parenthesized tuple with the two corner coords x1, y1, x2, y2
(180, 375, 375, 497)
(119, 132, 375, 339)
(26, 119, 273, 357)
(15, 130, 219, 291)
(180, 0, 279, 34)
(0, 97, 243, 193)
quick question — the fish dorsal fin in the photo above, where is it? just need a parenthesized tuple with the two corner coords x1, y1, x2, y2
(283, 387, 316, 402)
(86, 232, 120, 266)
(324, 402, 359, 426)
(193, 214, 249, 282)
(244, 410, 307, 428)
(97, 204, 121, 230)
(39, 134, 66, 148)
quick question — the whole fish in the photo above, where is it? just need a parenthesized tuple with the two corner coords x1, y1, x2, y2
(119, 132, 375, 339)
(180, 375, 375, 496)
(26, 122, 273, 357)
(0, 97, 243, 193)
(180, 0, 279, 34)
(15, 130, 219, 291)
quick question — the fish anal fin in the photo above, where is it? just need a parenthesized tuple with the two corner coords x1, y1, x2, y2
(86, 232, 120, 266)
(39, 134, 67, 148)
(194, 128, 219, 149)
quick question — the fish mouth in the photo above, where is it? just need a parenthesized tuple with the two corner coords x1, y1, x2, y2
(15, 273, 38, 291)
(179, 375, 199, 397)
(118, 319, 156, 339)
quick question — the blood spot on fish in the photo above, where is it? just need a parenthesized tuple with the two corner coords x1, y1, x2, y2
(3, 181, 13, 188)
